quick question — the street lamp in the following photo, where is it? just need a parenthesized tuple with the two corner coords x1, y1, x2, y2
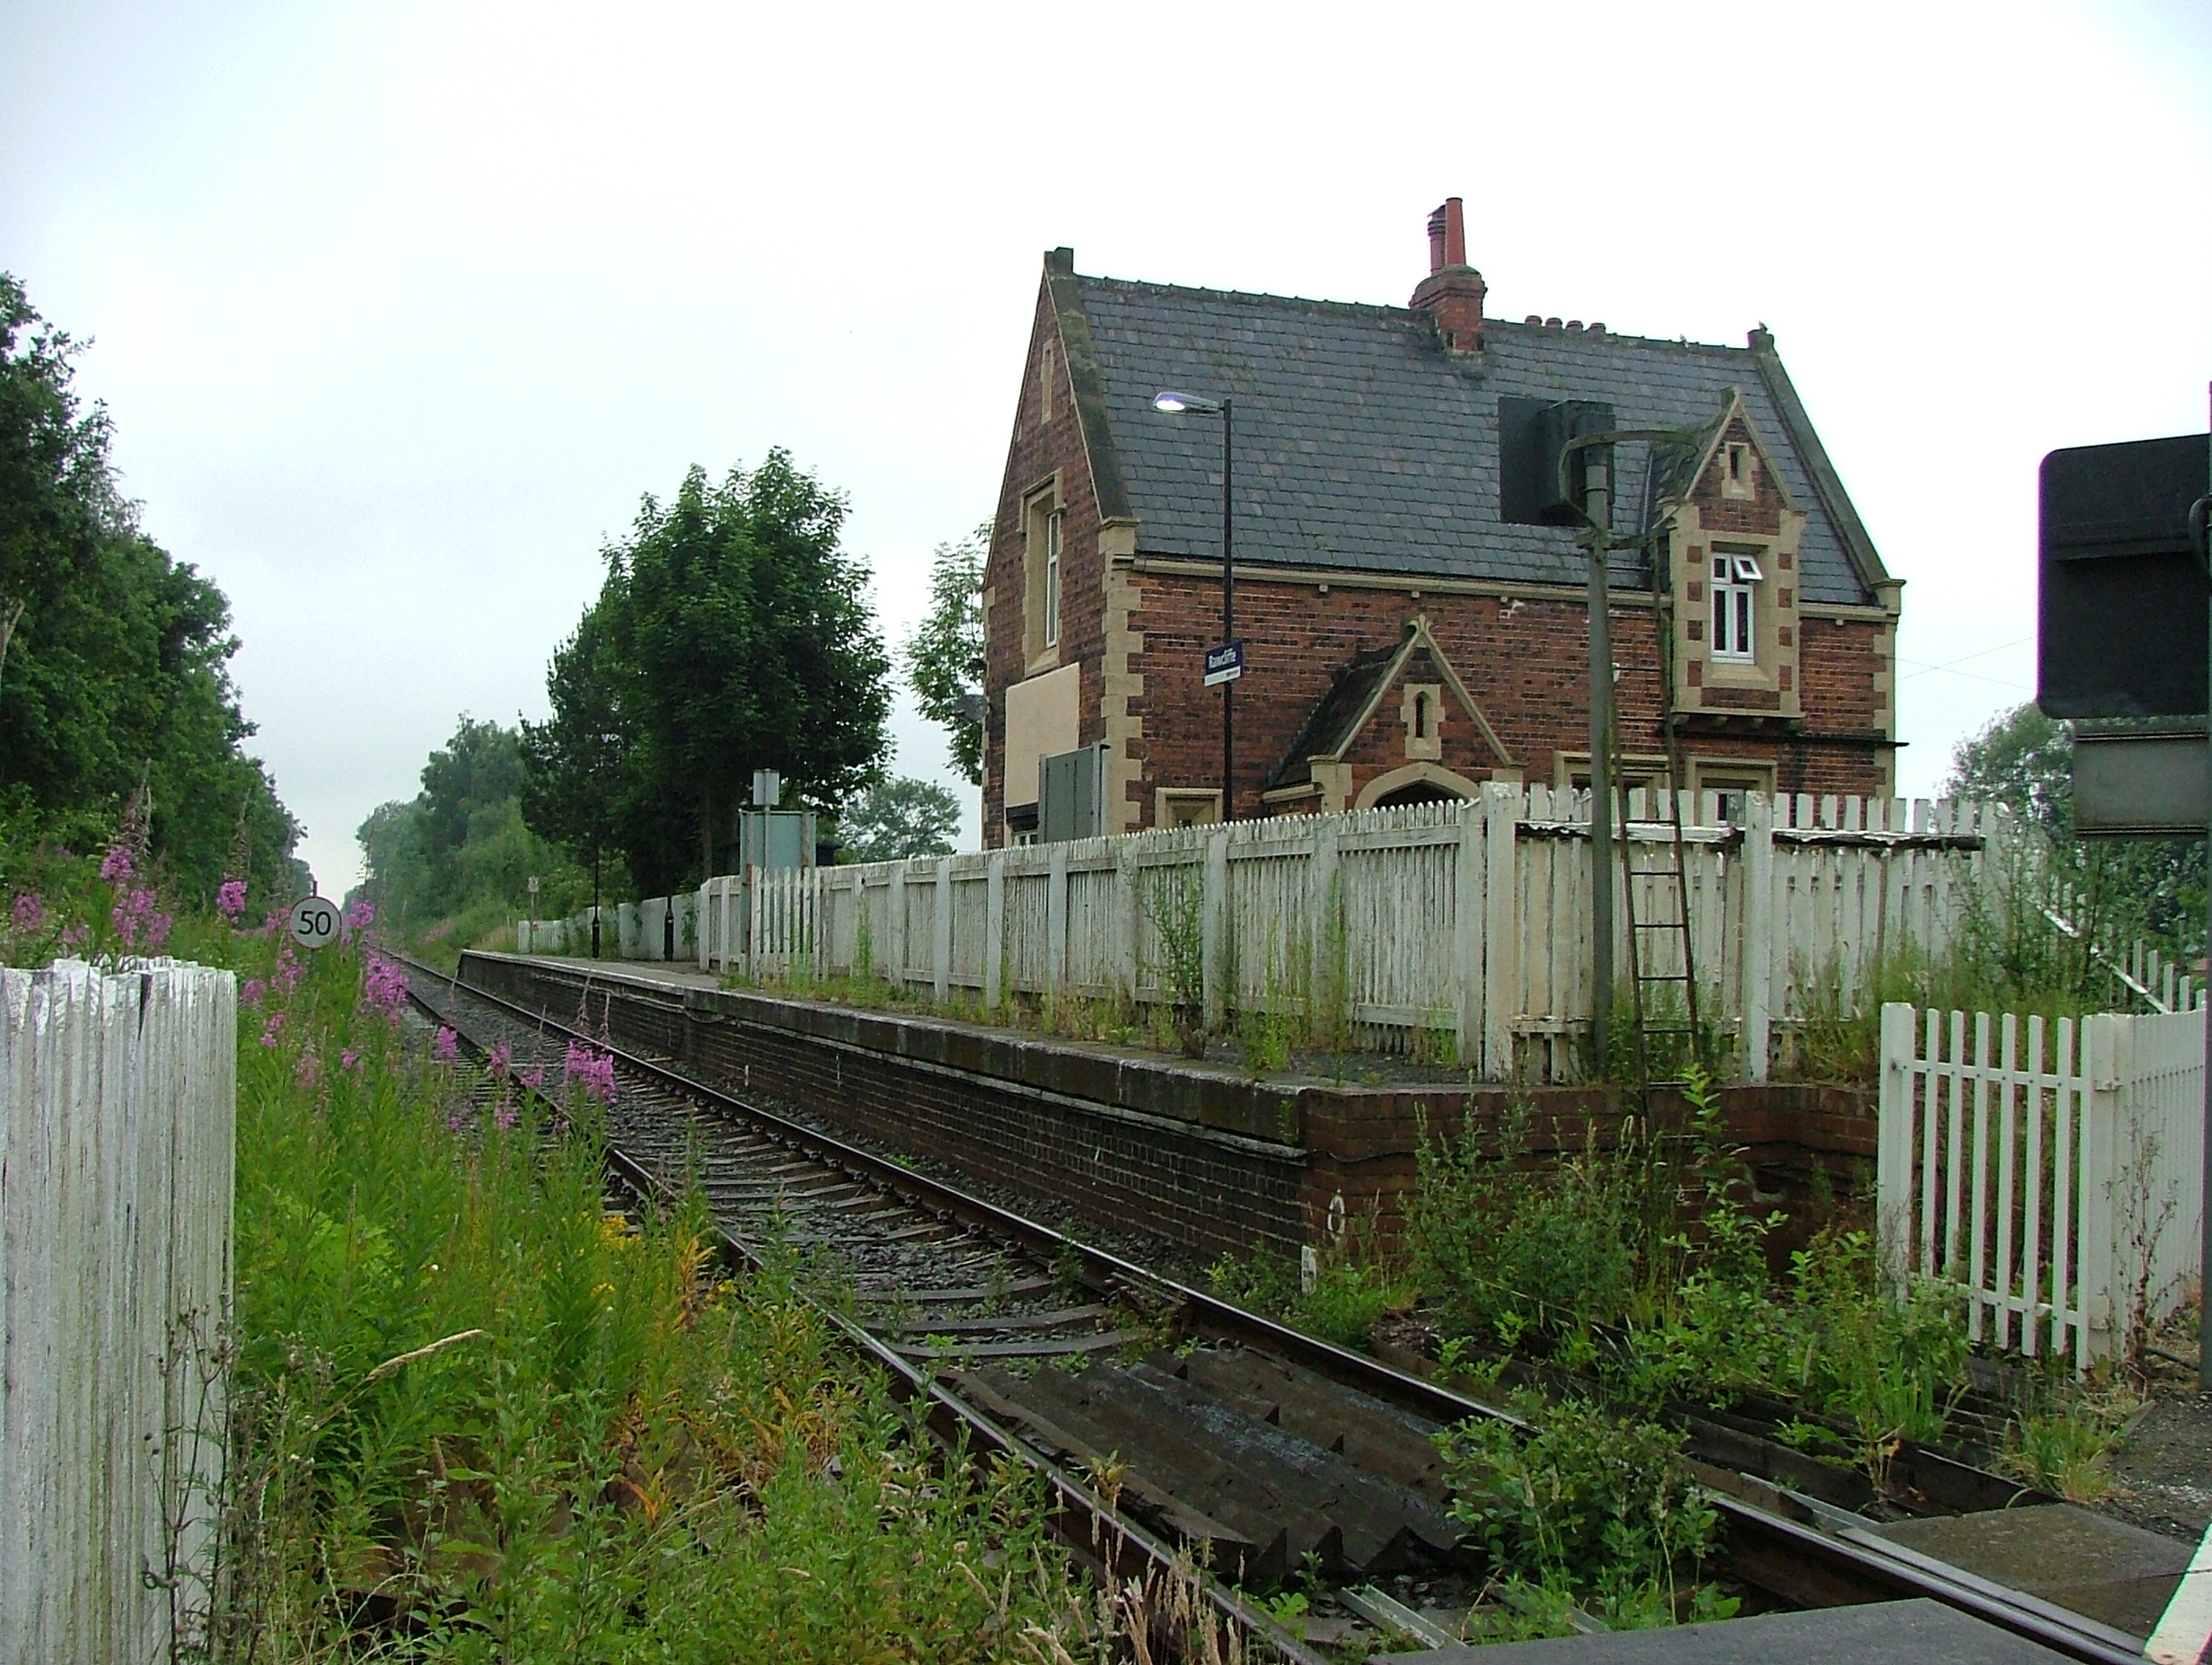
(1152, 390, 1236, 822)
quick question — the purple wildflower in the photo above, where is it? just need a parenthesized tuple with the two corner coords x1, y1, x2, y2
(431, 1026, 460, 1064)
(60, 922, 88, 952)
(216, 880, 247, 921)
(494, 1099, 518, 1130)
(446, 1101, 473, 1133)
(241, 978, 267, 1008)
(258, 1012, 285, 1048)
(340, 1047, 361, 1073)
(562, 1040, 617, 1105)
(273, 946, 304, 994)
(487, 1042, 511, 1079)
(98, 844, 133, 884)
(11, 891, 46, 932)
(345, 897, 374, 932)
(518, 1065, 546, 1090)
(294, 1051, 320, 1091)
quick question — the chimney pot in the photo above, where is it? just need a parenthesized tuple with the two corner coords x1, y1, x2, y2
(1545, 317, 1562, 329)
(1409, 197, 1485, 355)
(1566, 320, 1583, 331)
(1589, 322, 1606, 335)
(1525, 314, 1542, 325)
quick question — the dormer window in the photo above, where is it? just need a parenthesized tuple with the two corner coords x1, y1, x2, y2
(1712, 553, 1761, 660)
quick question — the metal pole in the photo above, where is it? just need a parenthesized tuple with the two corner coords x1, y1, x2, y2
(1221, 397, 1236, 823)
(591, 849, 602, 958)
(1585, 452, 1616, 1075)
(2200, 386, 2210, 1392)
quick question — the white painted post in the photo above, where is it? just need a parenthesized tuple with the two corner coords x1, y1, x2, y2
(1046, 843, 1068, 995)
(696, 884, 712, 970)
(932, 856, 953, 1001)
(1876, 1001, 1918, 1283)
(1114, 841, 1139, 1002)
(1202, 826, 1229, 1028)
(2, 962, 236, 1663)
(1742, 792, 1775, 1081)
(1312, 818, 1343, 1041)
(1454, 800, 1485, 1067)
(2078, 1012, 2123, 1359)
(1482, 782, 1521, 1078)
(983, 852, 1005, 1010)
(887, 862, 909, 992)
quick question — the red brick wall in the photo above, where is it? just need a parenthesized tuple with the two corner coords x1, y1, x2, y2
(983, 281, 1111, 827)
(464, 955, 1877, 1277)
(1126, 573, 1887, 822)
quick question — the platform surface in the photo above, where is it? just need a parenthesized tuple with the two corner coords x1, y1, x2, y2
(1392, 1598, 2072, 1663)
(1866, 1502, 2192, 1637)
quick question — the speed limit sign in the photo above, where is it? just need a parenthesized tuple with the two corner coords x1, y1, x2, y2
(291, 895, 341, 950)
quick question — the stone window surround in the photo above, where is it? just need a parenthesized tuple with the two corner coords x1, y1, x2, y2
(1400, 682, 1444, 759)
(1021, 476, 1064, 672)
(1155, 787, 1223, 828)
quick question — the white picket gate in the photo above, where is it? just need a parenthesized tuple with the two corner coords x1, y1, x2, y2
(1877, 1000, 2204, 1367)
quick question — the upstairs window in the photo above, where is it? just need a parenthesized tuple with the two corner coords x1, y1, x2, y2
(1042, 509, 1063, 648)
(1711, 552, 1761, 661)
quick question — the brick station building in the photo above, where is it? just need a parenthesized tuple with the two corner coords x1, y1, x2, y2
(981, 199, 1903, 844)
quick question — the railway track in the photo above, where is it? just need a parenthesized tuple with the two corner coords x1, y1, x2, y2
(394, 950, 2157, 1663)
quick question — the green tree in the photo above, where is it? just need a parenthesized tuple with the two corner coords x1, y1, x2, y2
(1945, 703, 2203, 957)
(837, 775, 961, 863)
(358, 715, 588, 944)
(903, 521, 987, 784)
(0, 272, 299, 905)
(525, 451, 892, 893)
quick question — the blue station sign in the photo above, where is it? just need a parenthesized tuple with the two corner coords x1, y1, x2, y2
(1203, 640, 1246, 686)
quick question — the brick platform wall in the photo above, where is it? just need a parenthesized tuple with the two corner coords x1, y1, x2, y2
(463, 954, 1877, 1274)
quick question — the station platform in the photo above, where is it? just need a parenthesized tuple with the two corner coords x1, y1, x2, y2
(1394, 1598, 2071, 1663)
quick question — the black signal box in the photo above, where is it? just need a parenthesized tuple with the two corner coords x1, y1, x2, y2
(2037, 433, 2210, 719)
(1500, 397, 1615, 527)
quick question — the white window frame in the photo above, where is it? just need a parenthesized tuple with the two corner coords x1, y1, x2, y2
(1710, 552, 1761, 661)
(1042, 508, 1063, 649)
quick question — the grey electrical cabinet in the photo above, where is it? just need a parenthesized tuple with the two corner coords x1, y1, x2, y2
(1039, 744, 1111, 843)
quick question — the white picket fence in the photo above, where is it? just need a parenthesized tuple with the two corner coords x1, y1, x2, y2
(681, 788, 2000, 1081)
(1877, 1000, 2204, 1367)
(2, 960, 236, 1664)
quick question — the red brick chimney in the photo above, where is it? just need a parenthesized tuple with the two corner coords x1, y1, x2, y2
(1409, 197, 1485, 356)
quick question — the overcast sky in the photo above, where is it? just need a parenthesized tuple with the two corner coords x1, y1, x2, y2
(4, 0, 2208, 895)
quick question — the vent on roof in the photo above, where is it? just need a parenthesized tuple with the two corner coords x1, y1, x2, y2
(1500, 397, 1616, 526)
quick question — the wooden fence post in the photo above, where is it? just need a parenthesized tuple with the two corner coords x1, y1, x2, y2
(1115, 840, 1140, 1003)
(984, 852, 1005, 1011)
(1202, 826, 1229, 1028)
(3, 963, 236, 1663)
(2078, 1012, 2124, 1359)
(1046, 844, 1068, 995)
(932, 857, 953, 1001)
(1741, 792, 1775, 1081)
(1482, 782, 1521, 1078)
(1875, 1001, 1918, 1283)
(1454, 799, 1485, 1068)
(887, 862, 908, 992)
(1312, 818, 1342, 1041)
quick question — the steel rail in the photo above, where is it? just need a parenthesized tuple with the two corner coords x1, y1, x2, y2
(393, 953, 1322, 1665)
(419, 950, 2148, 1665)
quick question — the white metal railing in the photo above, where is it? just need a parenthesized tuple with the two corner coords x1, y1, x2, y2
(1877, 999, 2204, 1367)
(676, 788, 2001, 1082)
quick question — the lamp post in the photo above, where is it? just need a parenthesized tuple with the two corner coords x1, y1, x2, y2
(1152, 390, 1236, 822)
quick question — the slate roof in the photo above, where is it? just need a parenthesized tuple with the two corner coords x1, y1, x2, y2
(1263, 643, 1399, 791)
(1068, 273, 1884, 607)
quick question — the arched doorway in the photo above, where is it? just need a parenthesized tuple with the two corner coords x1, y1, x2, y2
(1354, 762, 1484, 811)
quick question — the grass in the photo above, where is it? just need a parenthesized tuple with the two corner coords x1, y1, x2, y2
(23, 904, 1156, 1662)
